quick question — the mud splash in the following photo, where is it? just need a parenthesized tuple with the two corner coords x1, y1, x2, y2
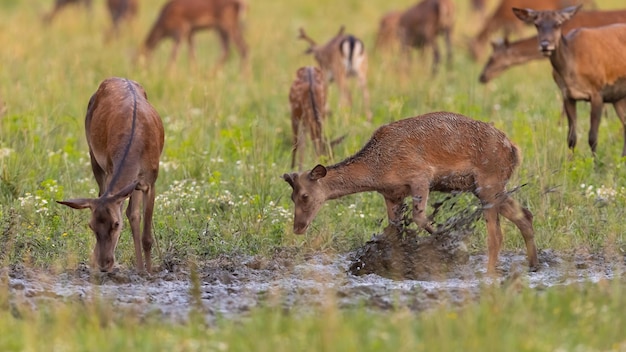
(3, 247, 624, 323)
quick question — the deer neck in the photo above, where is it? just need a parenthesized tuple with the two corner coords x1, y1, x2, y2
(548, 35, 571, 77)
(322, 160, 377, 200)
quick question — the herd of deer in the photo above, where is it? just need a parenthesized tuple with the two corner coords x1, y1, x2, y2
(50, 0, 626, 275)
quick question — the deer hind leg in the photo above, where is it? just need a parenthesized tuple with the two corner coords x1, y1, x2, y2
(410, 182, 434, 233)
(588, 94, 604, 156)
(612, 99, 626, 157)
(290, 105, 303, 169)
(126, 189, 145, 271)
(141, 185, 156, 273)
(430, 40, 441, 76)
(563, 96, 578, 153)
(499, 196, 538, 271)
(216, 28, 232, 68)
(482, 204, 503, 274)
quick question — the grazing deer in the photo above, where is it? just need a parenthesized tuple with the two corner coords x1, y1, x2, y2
(514, 6, 626, 157)
(283, 112, 538, 274)
(104, 0, 139, 42)
(58, 77, 164, 273)
(479, 9, 626, 83)
(140, 0, 248, 69)
(288, 66, 328, 170)
(298, 27, 372, 121)
(43, 0, 92, 24)
(397, 0, 455, 75)
(469, 0, 595, 60)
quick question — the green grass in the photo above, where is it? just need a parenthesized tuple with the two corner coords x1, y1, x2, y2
(1, 0, 626, 350)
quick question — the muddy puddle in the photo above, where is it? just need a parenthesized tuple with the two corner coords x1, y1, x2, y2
(3, 246, 625, 324)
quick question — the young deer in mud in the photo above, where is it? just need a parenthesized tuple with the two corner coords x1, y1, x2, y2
(58, 77, 164, 273)
(104, 0, 138, 42)
(397, 0, 455, 75)
(469, 0, 595, 60)
(288, 66, 328, 170)
(43, 0, 92, 24)
(479, 9, 626, 84)
(514, 6, 626, 157)
(283, 112, 538, 274)
(140, 0, 248, 69)
(298, 27, 372, 121)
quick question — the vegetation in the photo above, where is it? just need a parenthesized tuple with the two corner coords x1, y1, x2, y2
(1, 0, 625, 350)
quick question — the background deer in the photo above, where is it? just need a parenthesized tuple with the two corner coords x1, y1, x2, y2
(43, 0, 92, 24)
(288, 66, 328, 170)
(469, 0, 595, 61)
(514, 6, 626, 157)
(397, 0, 455, 75)
(298, 26, 372, 121)
(58, 77, 164, 273)
(283, 112, 538, 274)
(140, 0, 248, 69)
(479, 9, 626, 83)
(374, 11, 402, 52)
(104, 0, 138, 43)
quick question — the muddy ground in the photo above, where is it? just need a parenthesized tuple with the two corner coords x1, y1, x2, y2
(3, 244, 625, 324)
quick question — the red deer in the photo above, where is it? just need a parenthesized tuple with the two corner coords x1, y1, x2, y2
(283, 112, 538, 274)
(479, 9, 626, 83)
(469, 0, 595, 60)
(43, 0, 92, 24)
(140, 0, 248, 69)
(514, 6, 626, 157)
(374, 11, 402, 52)
(104, 0, 139, 42)
(397, 0, 455, 75)
(288, 66, 328, 170)
(58, 77, 164, 273)
(298, 26, 372, 121)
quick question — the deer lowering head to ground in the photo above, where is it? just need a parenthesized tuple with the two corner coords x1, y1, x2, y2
(469, 0, 595, 61)
(514, 6, 626, 157)
(288, 66, 328, 170)
(283, 112, 538, 274)
(298, 26, 372, 121)
(140, 0, 248, 69)
(58, 77, 164, 273)
(397, 0, 455, 75)
(479, 9, 626, 83)
(104, 0, 138, 42)
(43, 0, 92, 24)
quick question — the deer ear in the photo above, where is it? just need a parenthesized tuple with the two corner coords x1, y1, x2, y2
(559, 5, 581, 23)
(111, 181, 139, 202)
(57, 199, 93, 210)
(282, 173, 296, 188)
(309, 165, 327, 181)
(512, 8, 535, 24)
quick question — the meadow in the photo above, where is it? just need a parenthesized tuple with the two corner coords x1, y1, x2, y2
(1, 0, 626, 350)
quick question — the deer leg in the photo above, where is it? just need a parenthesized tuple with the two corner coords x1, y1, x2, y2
(612, 99, 626, 157)
(141, 185, 156, 273)
(563, 96, 578, 153)
(588, 94, 604, 156)
(335, 72, 352, 108)
(290, 107, 302, 169)
(384, 196, 404, 227)
(483, 204, 502, 274)
(499, 196, 538, 271)
(126, 190, 145, 271)
(217, 28, 231, 68)
(410, 183, 434, 233)
(431, 41, 441, 76)
(444, 29, 452, 68)
(89, 150, 106, 196)
(187, 32, 197, 69)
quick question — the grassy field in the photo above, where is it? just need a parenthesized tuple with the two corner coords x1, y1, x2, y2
(1, 0, 626, 350)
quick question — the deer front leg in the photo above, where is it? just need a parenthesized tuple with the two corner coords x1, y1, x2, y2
(483, 205, 502, 275)
(563, 97, 578, 152)
(141, 185, 156, 273)
(588, 94, 604, 156)
(126, 190, 145, 272)
(411, 184, 434, 234)
(384, 196, 404, 227)
(612, 99, 626, 157)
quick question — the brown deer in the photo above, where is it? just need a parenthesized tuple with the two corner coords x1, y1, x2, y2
(397, 0, 455, 75)
(288, 66, 328, 170)
(104, 0, 139, 42)
(514, 6, 626, 157)
(479, 9, 626, 83)
(58, 77, 164, 273)
(283, 112, 538, 274)
(140, 0, 248, 69)
(43, 0, 92, 24)
(469, 0, 595, 60)
(298, 27, 372, 121)
(374, 11, 402, 52)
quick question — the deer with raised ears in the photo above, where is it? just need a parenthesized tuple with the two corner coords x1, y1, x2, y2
(104, 0, 139, 43)
(289, 66, 328, 170)
(514, 6, 626, 157)
(469, 0, 595, 61)
(283, 112, 538, 274)
(397, 0, 455, 75)
(140, 0, 248, 69)
(58, 77, 164, 273)
(43, 0, 92, 24)
(479, 9, 626, 83)
(298, 26, 372, 121)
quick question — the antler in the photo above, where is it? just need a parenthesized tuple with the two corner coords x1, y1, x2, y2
(336, 25, 345, 37)
(298, 28, 316, 46)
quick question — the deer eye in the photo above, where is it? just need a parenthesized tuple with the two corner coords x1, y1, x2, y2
(113, 221, 120, 229)
(301, 193, 309, 201)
